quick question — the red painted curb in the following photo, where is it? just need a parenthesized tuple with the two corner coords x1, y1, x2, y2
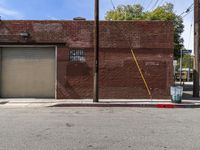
(156, 104, 175, 108)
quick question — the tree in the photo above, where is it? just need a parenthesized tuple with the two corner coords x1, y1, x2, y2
(105, 4, 144, 20)
(181, 54, 193, 69)
(105, 3, 184, 60)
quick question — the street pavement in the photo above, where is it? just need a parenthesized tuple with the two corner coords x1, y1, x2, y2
(0, 107, 200, 150)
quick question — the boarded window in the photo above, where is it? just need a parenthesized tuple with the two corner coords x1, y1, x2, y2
(69, 49, 86, 62)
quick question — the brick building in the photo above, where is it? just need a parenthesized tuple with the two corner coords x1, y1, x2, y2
(0, 20, 174, 99)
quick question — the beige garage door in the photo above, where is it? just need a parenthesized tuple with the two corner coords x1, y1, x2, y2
(1, 47, 55, 98)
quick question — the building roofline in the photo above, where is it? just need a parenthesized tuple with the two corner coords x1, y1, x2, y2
(0, 20, 172, 23)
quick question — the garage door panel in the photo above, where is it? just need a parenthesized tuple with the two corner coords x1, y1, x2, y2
(1, 47, 55, 98)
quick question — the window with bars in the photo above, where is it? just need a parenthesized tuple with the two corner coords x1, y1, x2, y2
(69, 49, 86, 62)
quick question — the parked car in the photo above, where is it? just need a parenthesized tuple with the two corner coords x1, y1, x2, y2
(175, 68, 193, 82)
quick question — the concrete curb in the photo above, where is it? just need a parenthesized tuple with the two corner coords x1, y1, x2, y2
(1, 99, 200, 108)
(49, 103, 200, 108)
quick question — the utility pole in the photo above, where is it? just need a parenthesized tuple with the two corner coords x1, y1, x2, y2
(93, 0, 99, 102)
(193, 0, 200, 97)
(179, 49, 183, 85)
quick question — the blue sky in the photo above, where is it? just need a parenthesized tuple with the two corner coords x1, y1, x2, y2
(0, 0, 194, 51)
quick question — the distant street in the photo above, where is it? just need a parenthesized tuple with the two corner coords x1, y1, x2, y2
(0, 107, 200, 150)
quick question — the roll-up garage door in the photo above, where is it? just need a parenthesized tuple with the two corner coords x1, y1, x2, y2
(1, 47, 55, 98)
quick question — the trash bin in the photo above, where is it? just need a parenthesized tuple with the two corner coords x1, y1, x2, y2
(170, 86, 183, 103)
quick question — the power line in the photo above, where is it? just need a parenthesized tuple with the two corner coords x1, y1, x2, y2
(179, 3, 194, 17)
(142, 0, 148, 8)
(110, 0, 116, 9)
(109, 0, 153, 100)
(157, 0, 165, 7)
(145, 0, 154, 11)
(132, 0, 145, 7)
(187, 9, 194, 50)
(187, 23, 193, 49)
(150, 0, 160, 11)
(182, 8, 194, 18)
(140, 0, 145, 7)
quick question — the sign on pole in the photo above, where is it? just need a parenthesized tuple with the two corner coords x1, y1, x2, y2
(173, 60, 177, 66)
(182, 49, 192, 54)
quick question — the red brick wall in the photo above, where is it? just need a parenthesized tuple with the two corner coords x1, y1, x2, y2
(0, 20, 174, 99)
(0, 21, 173, 49)
(57, 47, 173, 99)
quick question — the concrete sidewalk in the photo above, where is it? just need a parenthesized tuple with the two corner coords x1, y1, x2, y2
(0, 98, 200, 108)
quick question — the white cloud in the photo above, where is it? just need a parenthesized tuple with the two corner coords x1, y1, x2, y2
(0, 5, 24, 19)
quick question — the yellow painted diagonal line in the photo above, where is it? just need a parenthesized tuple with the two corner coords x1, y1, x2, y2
(131, 49, 152, 100)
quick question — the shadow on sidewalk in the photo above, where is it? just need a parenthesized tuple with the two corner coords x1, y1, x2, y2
(183, 93, 200, 100)
(182, 82, 200, 101)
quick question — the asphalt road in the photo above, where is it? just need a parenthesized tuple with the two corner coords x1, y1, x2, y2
(0, 107, 200, 150)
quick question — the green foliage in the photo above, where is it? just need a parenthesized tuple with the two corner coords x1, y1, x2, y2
(182, 54, 193, 69)
(105, 4, 144, 20)
(176, 54, 193, 71)
(105, 3, 184, 60)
